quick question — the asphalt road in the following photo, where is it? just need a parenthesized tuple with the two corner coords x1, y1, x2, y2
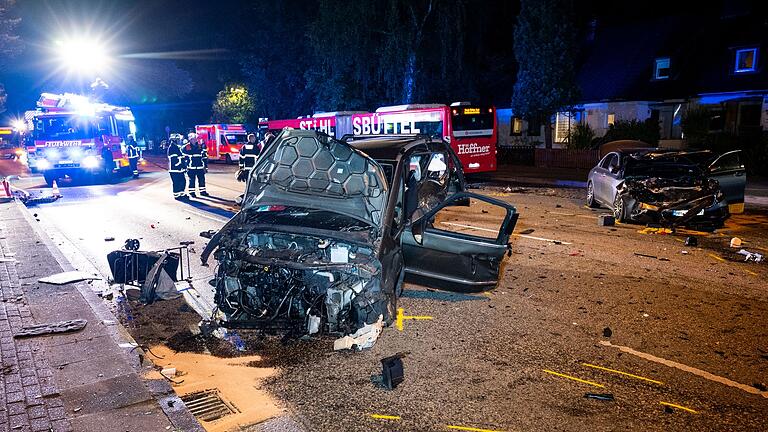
(2, 158, 767, 432)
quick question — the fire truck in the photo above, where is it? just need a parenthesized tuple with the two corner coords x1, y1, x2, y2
(195, 124, 248, 164)
(259, 103, 497, 173)
(24, 93, 137, 186)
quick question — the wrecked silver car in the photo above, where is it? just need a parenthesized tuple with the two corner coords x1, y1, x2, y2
(202, 130, 518, 340)
(587, 149, 745, 229)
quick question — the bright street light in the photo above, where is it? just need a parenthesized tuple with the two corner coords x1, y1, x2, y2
(11, 119, 27, 133)
(54, 38, 110, 75)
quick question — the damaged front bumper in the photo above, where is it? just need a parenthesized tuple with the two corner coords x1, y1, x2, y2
(209, 229, 394, 341)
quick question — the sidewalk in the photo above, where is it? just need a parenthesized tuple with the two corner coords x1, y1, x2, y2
(470, 164, 589, 188)
(0, 201, 202, 432)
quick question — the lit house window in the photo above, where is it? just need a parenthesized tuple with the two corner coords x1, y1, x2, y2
(654, 58, 670, 79)
(607, 113, 616, 126)
(511, 118, 523, 135)
(735, 48, 758, 73)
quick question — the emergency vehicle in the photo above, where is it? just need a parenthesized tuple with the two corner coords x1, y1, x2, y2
(195, 124, 247, 164)
(24, 93, 137, 186)
(259, 103, 497, 173)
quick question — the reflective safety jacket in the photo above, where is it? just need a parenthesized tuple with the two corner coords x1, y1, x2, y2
(238, 142, 260, 170)
(167, 143, 186, 173)
(126, 143, 139, 159)
(183, 142, 208, 170)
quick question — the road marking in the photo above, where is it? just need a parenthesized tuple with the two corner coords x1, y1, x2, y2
(542, 369, 605, 388)
(182, 207, 230, 223)
(599, 341, 768, 398)
(369, 414, 401, 420)
(446, 425, 505, 432)
(581, 363, 663, 385)
(659, 401, 698, 414)
(744, 269, 758, 276)
(707, 253, 726, 262)
(395, 307, 433, 331)
(440, 222, 573, 244)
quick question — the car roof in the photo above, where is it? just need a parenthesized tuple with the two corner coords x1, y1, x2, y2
(342, 134, 447, 160)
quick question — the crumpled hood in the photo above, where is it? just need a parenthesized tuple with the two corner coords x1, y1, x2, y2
(622, 176, 720, 208)
(243, 131, 388, 226)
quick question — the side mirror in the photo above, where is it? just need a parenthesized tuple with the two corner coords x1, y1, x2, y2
(410, 218, 426, 245)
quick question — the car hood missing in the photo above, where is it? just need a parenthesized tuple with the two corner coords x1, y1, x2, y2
(243, 131, 388, 227)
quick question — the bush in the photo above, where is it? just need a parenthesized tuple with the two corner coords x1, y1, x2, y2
(681, 106, 711, 147)
(567, 123, 595, 149)
(601, 119, 661, 145)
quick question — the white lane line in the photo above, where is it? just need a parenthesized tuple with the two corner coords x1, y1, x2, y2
(441, 222, 572, 245)
(600, 340, 768, 399)
(182, 207, 230, 224)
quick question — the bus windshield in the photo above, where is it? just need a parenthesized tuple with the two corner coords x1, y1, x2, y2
(452, 109, 494, 137)
(34, 115, 95, 140)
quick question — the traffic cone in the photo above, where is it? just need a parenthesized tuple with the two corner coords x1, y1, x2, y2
(0, 178, 12, 203)
(51, 180, 61, 197)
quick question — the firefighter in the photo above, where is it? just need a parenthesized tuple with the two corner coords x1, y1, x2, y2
(125, 135, 140, 178)
(236, 133, 260, 182)
(167, 133, 188, 200)
(183, 132, 209, 197)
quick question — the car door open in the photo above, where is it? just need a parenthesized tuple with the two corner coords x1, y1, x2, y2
(401, 192, 518, 292)
(708, 150, 746, 214)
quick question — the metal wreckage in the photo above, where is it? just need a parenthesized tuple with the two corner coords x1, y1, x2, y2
(201, 130, 518, 350)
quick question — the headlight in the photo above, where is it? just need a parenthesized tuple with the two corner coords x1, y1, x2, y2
(14, 149, 23, 156)
(82, 155, 99, 168)
(36, 159, 51, 170)
(46, 149, 61, 161)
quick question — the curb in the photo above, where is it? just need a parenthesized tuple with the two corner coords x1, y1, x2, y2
(13, 199, 204, 431)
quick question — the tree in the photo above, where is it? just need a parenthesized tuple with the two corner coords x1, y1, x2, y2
(511, 0, 579, 148)
(212, 85, 255, 124)
(0, 0, 23, 114)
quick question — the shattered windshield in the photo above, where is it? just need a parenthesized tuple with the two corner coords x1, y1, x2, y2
(245, 132, 388, 227)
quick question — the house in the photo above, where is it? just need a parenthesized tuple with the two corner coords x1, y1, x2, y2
(498, 7, 768, 149)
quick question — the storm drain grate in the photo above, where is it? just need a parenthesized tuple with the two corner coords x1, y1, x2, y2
(181, 389, 240, 422)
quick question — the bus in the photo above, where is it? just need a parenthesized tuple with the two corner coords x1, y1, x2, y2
(259, 103, 497, 173)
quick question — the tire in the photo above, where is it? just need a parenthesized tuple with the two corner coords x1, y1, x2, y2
(613, 193, 629, 222)
(225, 154, 233, 165)
(43, 172, 56, 187)
(586, 182, 599, 208)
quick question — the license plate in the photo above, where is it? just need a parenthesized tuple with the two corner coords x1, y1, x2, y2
(672, 209, 704, 217)
(58, 160, 73, 164)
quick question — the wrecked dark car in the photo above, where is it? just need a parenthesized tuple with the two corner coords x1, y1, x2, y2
(201, 130, 518, 343)
(586, 149, 745, 229)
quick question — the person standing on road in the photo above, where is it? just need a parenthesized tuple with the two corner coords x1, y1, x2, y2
(183, 132, 209, 197)
(100, 138, 114, 181)
(237, 133, 261, 183)
(167, 133, 188, 200)
(125, 135, 140, 178)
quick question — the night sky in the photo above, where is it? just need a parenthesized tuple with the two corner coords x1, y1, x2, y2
(0, 0, 754, 132)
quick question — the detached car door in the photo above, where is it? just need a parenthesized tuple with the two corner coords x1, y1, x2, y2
(401, 192, 518, 292)
(708, 150, 746, 214)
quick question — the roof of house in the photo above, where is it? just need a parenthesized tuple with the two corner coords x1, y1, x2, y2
(576, 13, 768, 103)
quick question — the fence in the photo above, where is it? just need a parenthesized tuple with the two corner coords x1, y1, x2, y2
(533, 149, 600, 170)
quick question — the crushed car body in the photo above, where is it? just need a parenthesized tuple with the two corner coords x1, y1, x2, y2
(201, 130, 519, 346)
(587, 149, 745, 229)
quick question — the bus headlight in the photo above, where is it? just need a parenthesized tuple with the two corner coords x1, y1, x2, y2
(36, 159, 51, 170)
(82, 155, 99, 168)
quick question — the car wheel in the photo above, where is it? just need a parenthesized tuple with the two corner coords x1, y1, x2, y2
(586, 182, 599, 208)
(613, 193, 628, 222)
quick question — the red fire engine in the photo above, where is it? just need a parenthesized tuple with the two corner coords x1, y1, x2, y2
(259, 103, 497, 173)
(195, 124, 248, 164)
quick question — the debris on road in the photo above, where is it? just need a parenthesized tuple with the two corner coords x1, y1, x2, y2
(39, 271, 100, 285)
(603, 327, 612, 338)
(584, 393, 614, 401)
(334, 315, 384, 351)
(633, 252, 670, 261)
(104, 236, 115, 241)
(519, 228, 535, 235)
(140, 252, 182, 303)
(598, 214, 615, 226)
(124, 238, 141, 251)
(737, 249, 763, 263)
(730, 237, 742, 248)
(200, 229, 216, 239)
(379, 354, 405, 390)
(684, 236, 698, 246)
(14, 318, 87, 338)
